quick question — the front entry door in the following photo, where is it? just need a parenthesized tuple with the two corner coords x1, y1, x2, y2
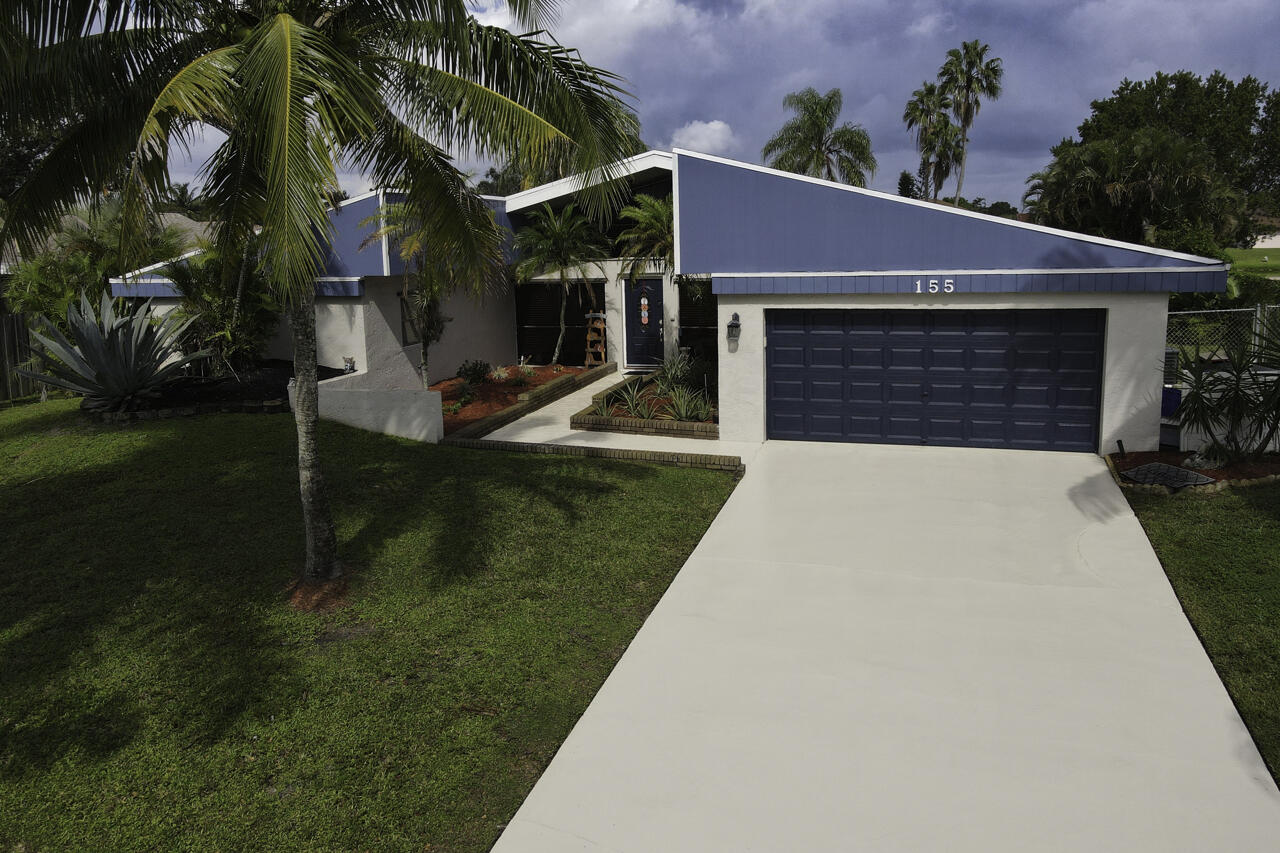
(625, 279, 664, 366)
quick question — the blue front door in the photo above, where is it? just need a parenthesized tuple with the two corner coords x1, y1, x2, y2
(625, 279, 664, 366)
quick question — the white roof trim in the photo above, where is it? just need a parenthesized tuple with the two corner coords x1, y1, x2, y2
(713, 266, 1228, 277)
(503, 150, 673, 213)
(673, 149, 1226, 267)
(109, 248, 204, 283)
(334, 188, 382, 208)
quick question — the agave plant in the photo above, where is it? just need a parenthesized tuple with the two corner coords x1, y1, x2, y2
(616, 380, 659, 420)
(18, 292, 210, 411)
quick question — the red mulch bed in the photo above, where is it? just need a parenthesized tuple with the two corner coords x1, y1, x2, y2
(432, 364, 584, 434)
(1110, 450, 1280, 483)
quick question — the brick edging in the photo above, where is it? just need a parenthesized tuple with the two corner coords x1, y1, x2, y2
(1105, 453, 1280, 494)
(516, 361, 617, 404)
(570, 409, 719, 439)
(85, 398, 291, 423)
(440, 436, 745, 475)
(448, 362, 618, 440)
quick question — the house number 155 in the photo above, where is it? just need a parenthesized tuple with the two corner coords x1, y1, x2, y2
(916, 278, 955, 293)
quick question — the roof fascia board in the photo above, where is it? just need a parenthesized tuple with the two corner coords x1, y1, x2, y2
(504, 150, 673, 213)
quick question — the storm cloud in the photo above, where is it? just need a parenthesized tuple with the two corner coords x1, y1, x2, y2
(174, 0, 1280, 207)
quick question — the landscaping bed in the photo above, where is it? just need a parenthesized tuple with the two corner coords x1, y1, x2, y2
(570, 358, 718, 440)
(1126, 482, 1280, 784)
(1110, 450, 1280, 484)
(0, 398, 736, 851)
(432, 363, 584, 435)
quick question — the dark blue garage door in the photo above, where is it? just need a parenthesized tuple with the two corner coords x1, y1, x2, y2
(766, 309, 1105, 452)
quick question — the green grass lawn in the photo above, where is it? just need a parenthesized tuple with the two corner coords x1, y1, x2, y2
(1126, 484, 1280, 781)
(0, 400, 736, 851)
(1227, 247, 1280, 277)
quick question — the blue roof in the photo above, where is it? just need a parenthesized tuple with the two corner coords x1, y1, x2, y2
(673, 151, 1227, 294)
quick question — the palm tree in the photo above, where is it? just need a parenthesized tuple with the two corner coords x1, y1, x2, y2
(513, 203, 607, 365)
(761, 88, 877, 187)
(616, 194, 673, 285)
(924, 120, 964, 203)
(938, 40, 1004, 206)
(159, 182, 209, 220)
(902, 82, 953, 199)
(1, 1, 638, 582)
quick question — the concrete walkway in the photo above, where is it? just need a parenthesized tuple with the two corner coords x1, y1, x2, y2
(484, 373, 762, 465)
(492, 442, 1280, 852)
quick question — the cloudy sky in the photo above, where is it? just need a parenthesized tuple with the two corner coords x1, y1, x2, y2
(175, 0, 1280, 208)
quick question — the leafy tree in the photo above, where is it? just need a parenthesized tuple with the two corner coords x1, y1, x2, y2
(1077, 69, 1280, 225)
(616, 193, 674, 284)
(163, 239, 280, 376)
(897, 171, 920, 199)
(1023, 127, 1245, 247)
(158, 182, 209, 220)
(2, 1, 639, 581)
(902, 81, 955, 199)
(0, 119, 62, 205)
(762, 87, 877, 187)
(938, 40, 1004, 206)
(513, 202, 607, 364)
(5, 196, 190, 328)
(475, 162, 527, 196)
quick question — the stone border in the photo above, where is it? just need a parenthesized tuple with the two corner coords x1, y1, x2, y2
(1104, 453, 1280, 494)
(571, 409, 719, 439)
(570, 373, 718, 440)
(446, 361, 617, 440)
(443, 436, 745, 475)
(86, 398, 291, 424)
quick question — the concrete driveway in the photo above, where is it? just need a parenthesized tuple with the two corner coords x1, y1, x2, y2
(492, 442, 1280, 852)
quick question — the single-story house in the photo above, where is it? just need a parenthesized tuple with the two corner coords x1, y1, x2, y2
(114, 149, 1226, 454)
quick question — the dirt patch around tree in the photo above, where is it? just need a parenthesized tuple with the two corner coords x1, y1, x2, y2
(432, 364, 584, 435)
(286, 577, 351, 612)
(1110, 450, 1280, 483)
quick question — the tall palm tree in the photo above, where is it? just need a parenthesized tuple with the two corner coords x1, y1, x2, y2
(938, 40, 1004, 206)
(1, 1, 638, 581)
(902, 82, 953, 199)
(761, 87, 877, 187)
(615, 193, 673, 285)
(513, 203, 607, 365)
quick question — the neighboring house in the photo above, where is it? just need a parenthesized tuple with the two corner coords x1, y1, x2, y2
(113, 149, 1226, 454)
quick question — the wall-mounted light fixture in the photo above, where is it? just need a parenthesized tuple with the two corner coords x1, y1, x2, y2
(726, 312, 742, 342)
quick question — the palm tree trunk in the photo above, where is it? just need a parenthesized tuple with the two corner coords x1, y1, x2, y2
(952, 135, 969, 206)
(288, 285, 341, 581)
(551, 277, 567, 365)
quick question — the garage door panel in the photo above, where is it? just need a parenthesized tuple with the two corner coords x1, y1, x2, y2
(765, 308, 1104, 451)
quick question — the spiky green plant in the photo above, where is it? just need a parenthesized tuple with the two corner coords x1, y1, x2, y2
(18, 293, 210, 412)
(616, 380, 658, 420)
(661, 385, 711, 422)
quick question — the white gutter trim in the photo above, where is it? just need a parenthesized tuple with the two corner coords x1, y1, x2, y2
(110, 248, 204, 282)
(672, 149, 1227, 267)
(335, 188, 382, 208)
(378, 188, 391, 276)
(503, 150, 674, 213)
(711, 266, 1229, 277)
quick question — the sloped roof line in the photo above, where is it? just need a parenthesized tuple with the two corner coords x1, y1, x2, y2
(503, 150, 673, 213)
(673, 148, 1224, 267)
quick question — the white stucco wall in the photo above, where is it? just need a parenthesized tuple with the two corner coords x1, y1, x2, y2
(413, 280, 518, 384)
(717, 291, 1169, 454)
(1254, 232, 1280, 250)
(290, 376, 444, 443)
(264, 297, 364, 370)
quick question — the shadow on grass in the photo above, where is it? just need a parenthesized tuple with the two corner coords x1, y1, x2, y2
(0, 410, 651, 779)
(0, 416, 305, 777)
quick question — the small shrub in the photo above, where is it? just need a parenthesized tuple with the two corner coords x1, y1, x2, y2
(509, 374, 529, 388)
(489, 366, 510, 381)
(520, 364, 536, 378)
(662, 385, 712, 422)
(591, 394, 615, 417)
(457, 359, 492, 384)
(652, 352, 693, 396)
(552, 365, 564, 374)
(443, 401, 463, 415)
(616, 380, 658, 420)
(457, 380, 476, 405)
